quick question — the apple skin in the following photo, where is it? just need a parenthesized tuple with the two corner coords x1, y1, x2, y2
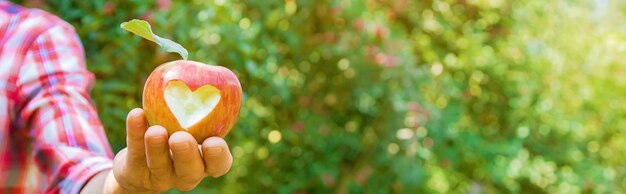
(143, 60, 242, 143)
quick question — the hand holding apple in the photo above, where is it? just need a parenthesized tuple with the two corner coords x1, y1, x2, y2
(101, 109, 233, 193)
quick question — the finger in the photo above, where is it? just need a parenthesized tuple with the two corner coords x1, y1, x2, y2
(126, 108, 148, 159)
(145, 126, 174, 190)
(169, 131, 205, 190)
(202, 137, 233, 178)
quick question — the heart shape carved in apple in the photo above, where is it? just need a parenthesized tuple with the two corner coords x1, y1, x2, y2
(164, 80, 221, 129)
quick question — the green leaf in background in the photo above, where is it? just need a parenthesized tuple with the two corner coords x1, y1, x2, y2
(120, 19, 189, 60)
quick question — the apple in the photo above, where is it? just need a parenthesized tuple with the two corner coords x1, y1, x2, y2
(143, 60, 242, 143)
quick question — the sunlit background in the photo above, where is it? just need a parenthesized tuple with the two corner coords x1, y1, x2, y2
(14, 0, 626, 193)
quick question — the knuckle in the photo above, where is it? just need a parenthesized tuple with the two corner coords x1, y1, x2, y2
(152, 182, 172, 192)
(176, 182, 199, 191)
(150, 166, 173, 177)
(207, 165, 231, 178)
(209, 169, 228, 178)
(173, 155, 195, 163)
(150, 175, 174, 191)
(179, 173, 204, 182)
(206, 155, 232, 178)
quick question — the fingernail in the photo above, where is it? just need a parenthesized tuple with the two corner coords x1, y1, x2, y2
(149, 134, 166, 146)
(171, 142, 190, 152)
(204, 147, 223, 156)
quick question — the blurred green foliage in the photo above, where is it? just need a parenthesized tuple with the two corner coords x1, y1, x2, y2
(15, 0, 626, 193)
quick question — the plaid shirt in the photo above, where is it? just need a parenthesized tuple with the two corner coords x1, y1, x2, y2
(0, 1, 113, 193)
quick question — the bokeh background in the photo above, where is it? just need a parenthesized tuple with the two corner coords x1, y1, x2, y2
(13, 0, 626, 193)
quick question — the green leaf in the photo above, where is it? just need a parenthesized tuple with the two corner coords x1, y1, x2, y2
(120, 19, 189, 60)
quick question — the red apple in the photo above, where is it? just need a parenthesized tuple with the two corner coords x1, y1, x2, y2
(143, 60, 242, 143)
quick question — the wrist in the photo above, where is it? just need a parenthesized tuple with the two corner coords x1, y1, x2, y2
(103, 170, 124, 194)
(103, 170, 158, 194)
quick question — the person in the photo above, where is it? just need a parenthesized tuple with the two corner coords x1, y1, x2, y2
(0, 1, 233, 193)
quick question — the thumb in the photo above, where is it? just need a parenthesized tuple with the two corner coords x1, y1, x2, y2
(126, 108, 148, 159)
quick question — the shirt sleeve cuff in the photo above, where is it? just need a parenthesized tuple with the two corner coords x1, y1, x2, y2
(61, 156, 113, 194)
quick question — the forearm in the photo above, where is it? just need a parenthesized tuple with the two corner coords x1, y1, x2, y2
(18, 19, 118, 193)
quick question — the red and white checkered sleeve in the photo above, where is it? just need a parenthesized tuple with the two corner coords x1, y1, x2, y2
(15, 19, 114, 194)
